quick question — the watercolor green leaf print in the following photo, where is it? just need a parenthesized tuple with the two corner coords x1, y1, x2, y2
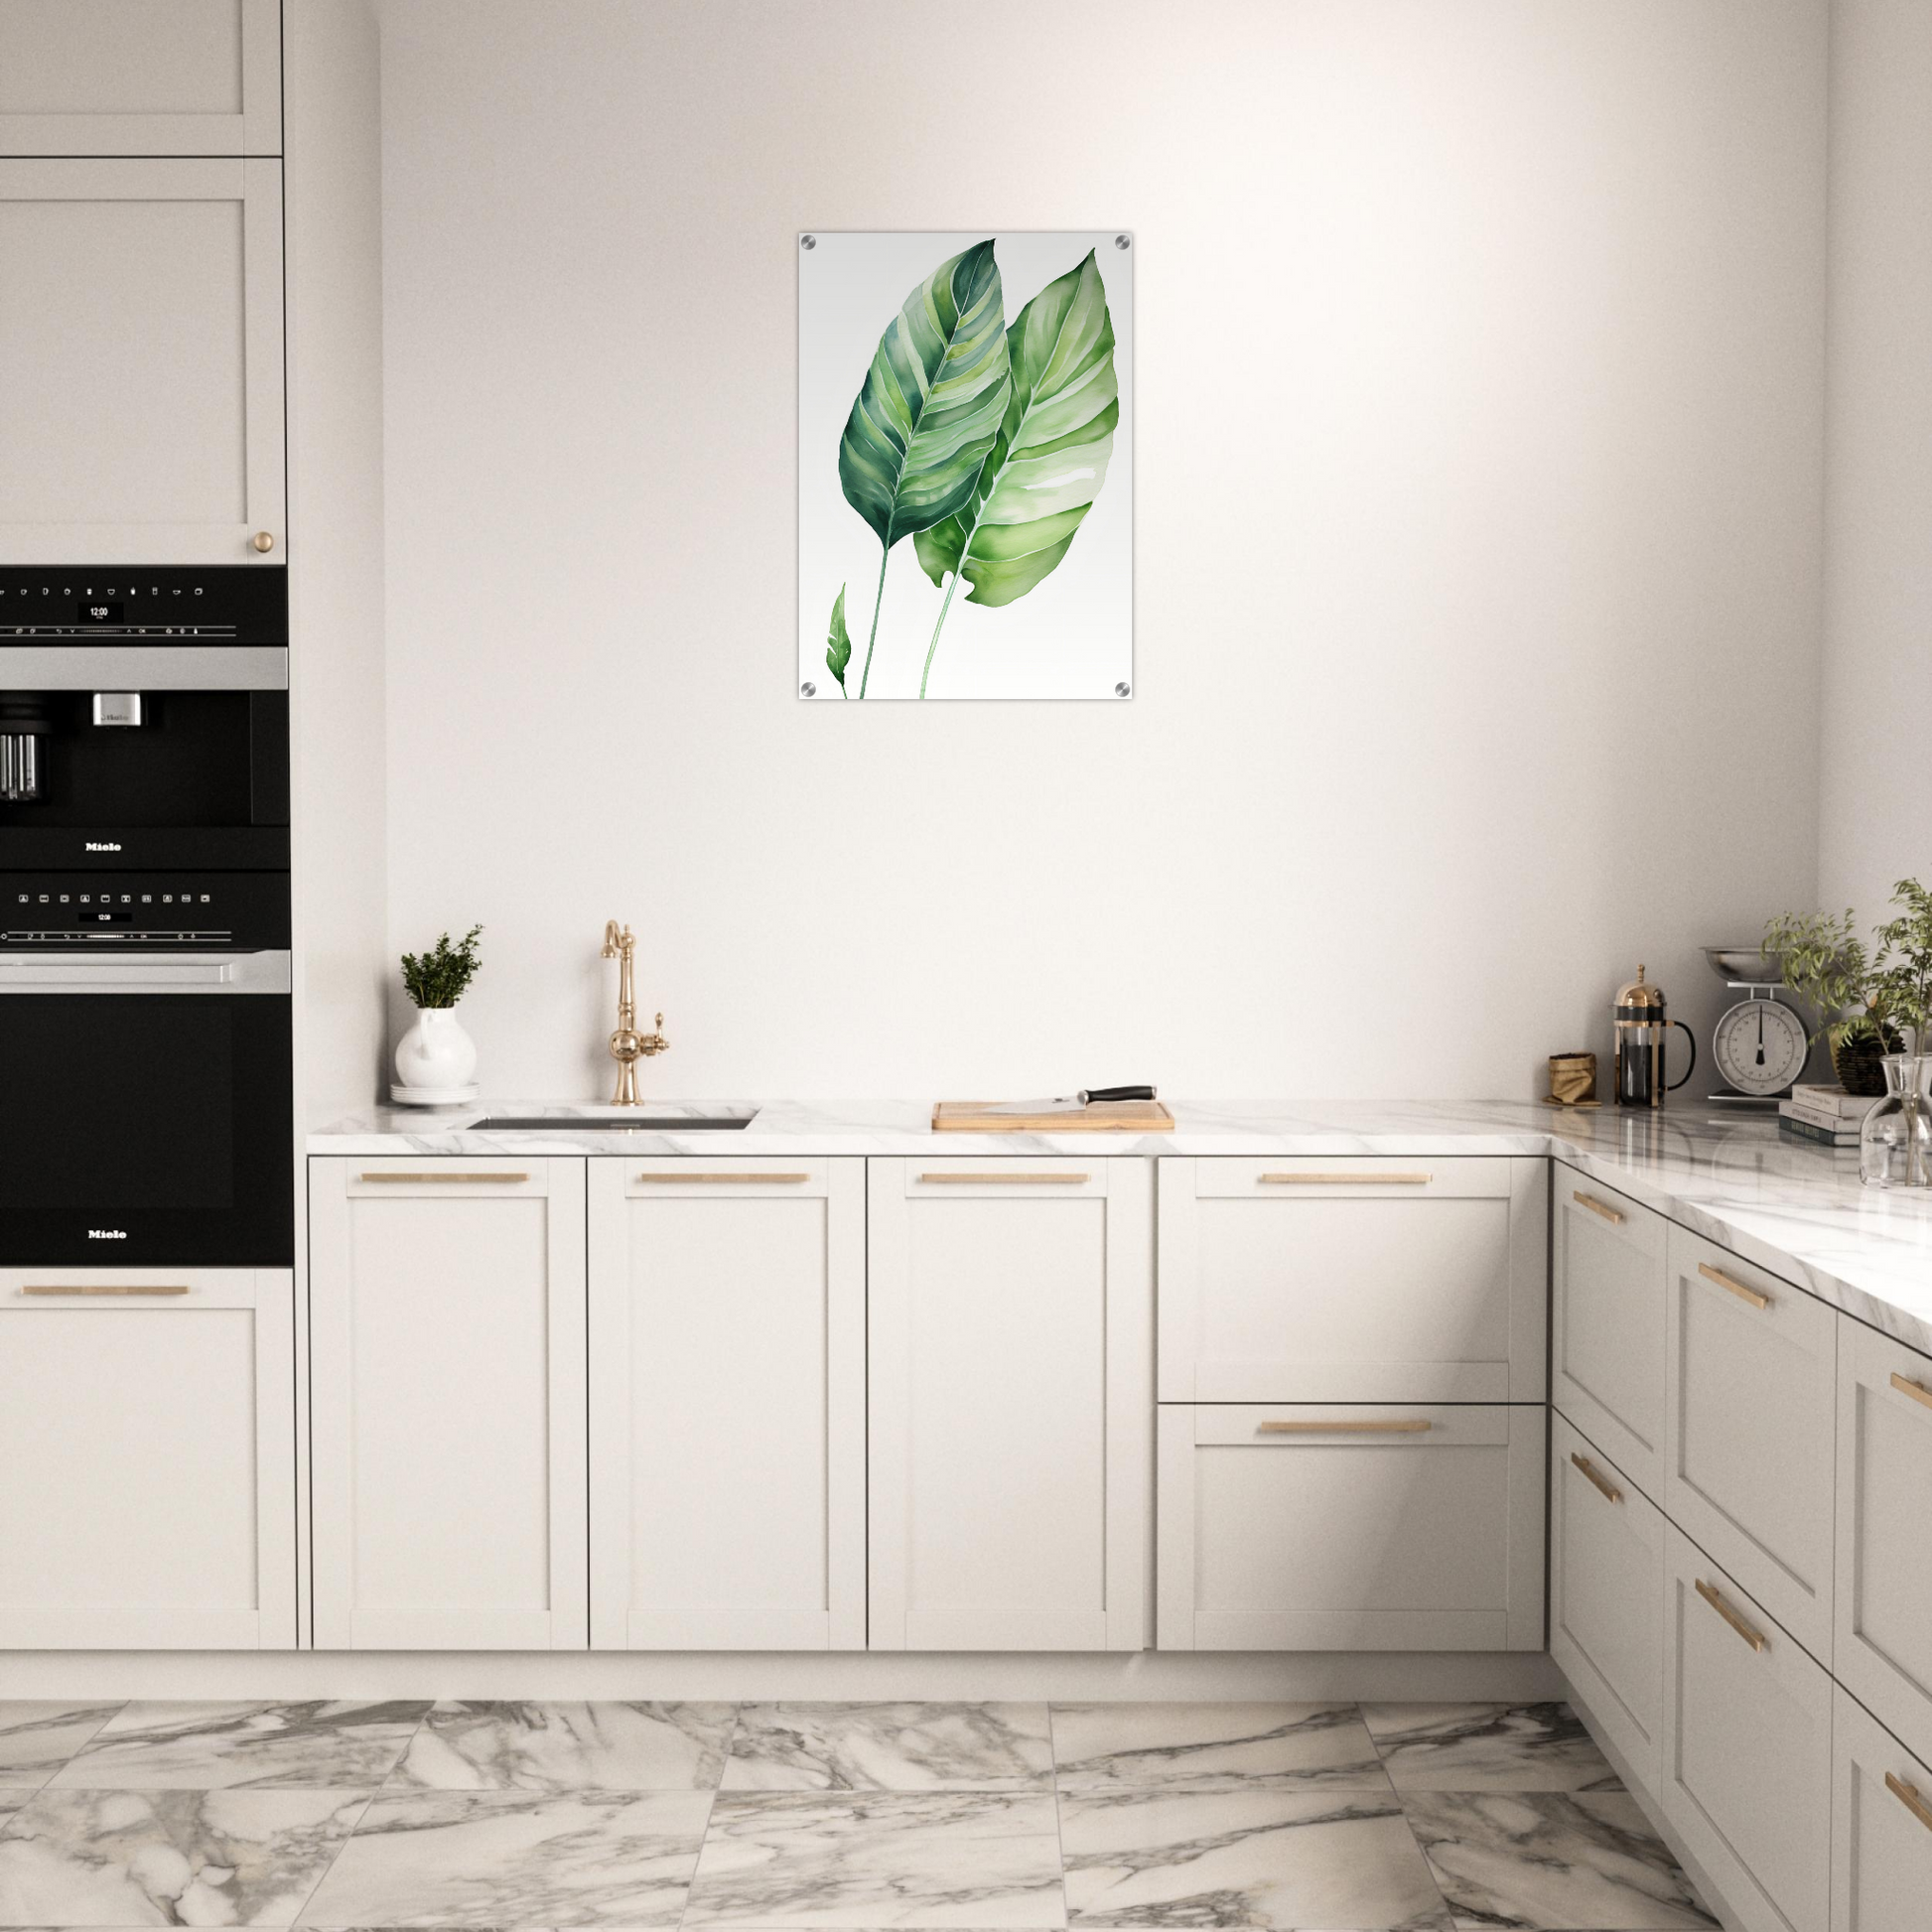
(838, 239, 1011, 696)
(825, 585, 852, 694)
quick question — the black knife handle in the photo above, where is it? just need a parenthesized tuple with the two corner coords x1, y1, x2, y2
(1081, 1084, 1156, 1104)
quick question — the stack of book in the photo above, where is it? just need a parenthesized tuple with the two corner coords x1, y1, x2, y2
(1778, 1084, 1879, 1147)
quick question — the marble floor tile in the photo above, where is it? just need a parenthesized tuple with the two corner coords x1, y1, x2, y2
(1058, 1785, 1450, 1930)
(1361, 1705, 1620, 1793)
(721, 1706, 1052, 1793)
(296, 1789, 712, 1928)
(1402, 1790, 1718, 1929)
(1051, 1703, 1389, 1791)
(0, 1710, 122, 1787)
(685, 1790, 1065, 1926)
(388, 1702, 735, 1792)
(0, 1786, 370, 1926)
(49, 1703, 432, 1792)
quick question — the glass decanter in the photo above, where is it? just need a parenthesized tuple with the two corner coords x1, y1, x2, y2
(1859, 1053, 1932, 1188)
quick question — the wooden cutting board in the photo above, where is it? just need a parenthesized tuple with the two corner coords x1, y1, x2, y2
(932, 1099, 1174, 1133)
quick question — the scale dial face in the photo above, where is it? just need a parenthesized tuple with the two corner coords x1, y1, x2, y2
(1713, 997, 1810, 1096)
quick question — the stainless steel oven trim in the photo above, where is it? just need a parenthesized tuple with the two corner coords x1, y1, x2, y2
(0, 646, 287, 691)
(0, 950, 290, 993)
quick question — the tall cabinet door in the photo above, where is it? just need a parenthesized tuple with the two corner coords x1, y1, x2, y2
(0, 1267, 294, 1649)
(588, 1158, 866, 1650)
(0, 158, 285, 563)
(868, 1157, 1152, 1651)
(309, 1159, 588, 1651)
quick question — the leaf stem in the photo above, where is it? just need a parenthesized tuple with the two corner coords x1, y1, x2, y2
(857, 543, 890, 699)
(919, 535, 976, 698)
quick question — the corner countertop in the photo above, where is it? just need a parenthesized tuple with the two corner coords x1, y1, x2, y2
(311, 1097, 1932, 1359)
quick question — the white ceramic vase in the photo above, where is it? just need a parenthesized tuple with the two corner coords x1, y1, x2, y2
(394, 1006, 478, 1091)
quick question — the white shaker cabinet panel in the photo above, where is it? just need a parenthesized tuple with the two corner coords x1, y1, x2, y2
(0, 158, 285, 563)
(1158, 1403, 1546, 1652)
(1553, 1163, 1668, 1499)
(0, 0, 280, 156)
(1550, 1413, 1666, 1791)
(1665, 1226, 1837, 1665)
(1158, 1157, 1547, 1403)
(1661, 1524, 1833, 1932)
(1834, 1319, 1932, 1768)
(588, 1159, 865, 1651)
(868, 1158, 1152, 1651)
(0, 1267, 294, 1648)
(1832, 1684, 1932, 1932)
(309, 1160, 588, 1651)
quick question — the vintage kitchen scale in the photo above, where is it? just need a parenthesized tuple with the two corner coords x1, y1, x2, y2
(1701, 944, 1813, 1106)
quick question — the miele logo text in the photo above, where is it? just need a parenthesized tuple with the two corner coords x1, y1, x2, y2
(86, 1229, 127, 1241)
(84, 841, 121, 852)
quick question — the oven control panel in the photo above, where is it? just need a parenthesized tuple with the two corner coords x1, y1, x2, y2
(1, 873, 290, 949)
(0, 566, 287, 643)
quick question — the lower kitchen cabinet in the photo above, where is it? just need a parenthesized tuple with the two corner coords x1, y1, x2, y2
(1833, 1684, 1932, 1932)
(867, 1157, 1152, 1650)
(1158, 1403, 1546, 1651)
(308, 1158, 588, 1649)
(1662, 1522, 1832, 1932)
(588, 1158, 865, 1650)
(1550, 1412, 1665, 1790)
(0, 1267, 295, 1648)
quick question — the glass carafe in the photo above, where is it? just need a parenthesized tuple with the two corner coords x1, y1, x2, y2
(1859, 1054, 1932, 1188)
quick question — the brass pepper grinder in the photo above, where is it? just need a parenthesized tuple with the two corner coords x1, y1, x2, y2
(600, 920, 668, 1105)
(1613, 964, 1697, 1109)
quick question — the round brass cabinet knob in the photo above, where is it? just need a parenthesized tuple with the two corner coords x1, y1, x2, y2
(251, 531, 276, 554)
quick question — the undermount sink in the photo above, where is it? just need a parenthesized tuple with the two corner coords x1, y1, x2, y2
(473, 1108, 758, 1131)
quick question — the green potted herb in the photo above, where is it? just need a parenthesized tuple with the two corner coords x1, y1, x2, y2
(394, 924, 483, 1100)
(1861, 881, 1932, 1187)
(1761, 908, 1900, 1095)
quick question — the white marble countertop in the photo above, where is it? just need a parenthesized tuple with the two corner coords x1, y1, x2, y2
(311, 1097, 1932, 1359)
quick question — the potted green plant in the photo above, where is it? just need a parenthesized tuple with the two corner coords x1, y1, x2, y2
(1860, 881, 1932, 1188)
(1761, 907, 1900, 1096)
(394, 924, 483, 1099)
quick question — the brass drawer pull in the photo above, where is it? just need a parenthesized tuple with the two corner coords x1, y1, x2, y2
(633, 1172, 810, 1184)
(1571, 1451, 1623, 1503)
(1260, 1172, 1432, 1186)
(358, 1172, 530, 1184)
(1696, 1578, 1768, 1652)
(1698, 1261, 1771, 1311)
(1885, 1771, 1932, 1834)
(1890, 1371, 1932, 1412)
(1258, 1419, 1433, 1435)
(1573, 1189, 1625, 1225)
(915, 1172, 1089, 1184)
(20, 1283, 190, 1298)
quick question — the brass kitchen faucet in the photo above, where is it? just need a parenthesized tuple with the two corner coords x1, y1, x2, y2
(600, 919, 668, 1104)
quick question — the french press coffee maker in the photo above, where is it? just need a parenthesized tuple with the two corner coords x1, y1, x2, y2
(1614, 964, 1698, 1108)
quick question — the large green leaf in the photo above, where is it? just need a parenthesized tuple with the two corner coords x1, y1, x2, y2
(914, 249, 1117, 607)
(838, 240, 1011, 549)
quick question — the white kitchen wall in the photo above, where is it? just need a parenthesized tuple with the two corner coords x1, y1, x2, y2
(1819, 0, 1932, 931)
(372, 0, 1828, 1101)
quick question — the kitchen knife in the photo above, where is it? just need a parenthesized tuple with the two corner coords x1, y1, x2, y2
(967, 1085, 1157, 1116)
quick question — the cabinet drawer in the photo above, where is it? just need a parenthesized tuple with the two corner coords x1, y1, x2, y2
(1554, 1163, 1668, 1498)
(1833, 1684, 1932, 1932)
(1662, 1524, 1832, 1932)
(1835, 1319, 1932, 1768)
(1665, 1226, 1837, 1663)
(1158, 1157, 1547, 1402)
(1551, 1413, 1665, 1791)
(1157, 1403, 1545, 1652)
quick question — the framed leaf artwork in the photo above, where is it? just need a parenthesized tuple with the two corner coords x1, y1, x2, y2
(798, 230, 1134, 701)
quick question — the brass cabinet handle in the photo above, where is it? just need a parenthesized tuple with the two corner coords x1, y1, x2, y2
(1258, 1419, 1433, 1435)
(1571, 1451, 1623, 1503)
(251, 530, 276, 553)
(1698, 1261, 1771, 1311)
(1889, 1371, 1932, 1413)
(1696, 1578, 1768, 1652)
(20, 1283, 190, 1297)
(357, 1172, 529, 1184)
(915, 1172, 1090, 1184)
(1573, 1189, 1625, 1225)
(633, 1172, 810, 1184)
(1259, 1172, 1432, 1186)
(1885, 1771, 1932, 1834)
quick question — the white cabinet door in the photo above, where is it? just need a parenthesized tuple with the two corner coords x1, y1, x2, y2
(1665, 1226, 1837, 1663)
(1833, 1684, 1932, 1932)
(0, 1267, 294, 1648)
(0, 0, 280, 156)
(309, 1159, 588, 1651)
(868, 1158, 1151, 1651)
(1661, 1524, 1832, 1932)
(1835, 1319, 1932, 1769)
(1158, 1403, 1546, 1652)
(1158, 1157, 1547, 1403)
(0, 158, 285, 563)
(1553, 1163, 1668, 1498)
(588, 1158, 865, 1651)
(1550, 1413, 1665, 1790)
